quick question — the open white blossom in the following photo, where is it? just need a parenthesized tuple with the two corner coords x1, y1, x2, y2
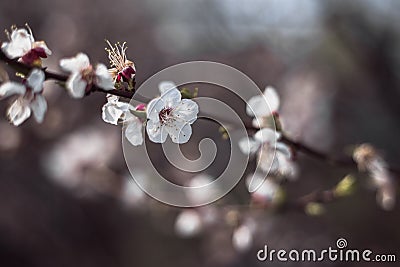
(102, 94, 144, 146)
(239, 128, 297, 179)
(1, 25, 51, 66)
(60, 53, 114, 98)
(246, 86, 280, 128)
(146, 82, 198, 144)
(0, 69, 47, 126)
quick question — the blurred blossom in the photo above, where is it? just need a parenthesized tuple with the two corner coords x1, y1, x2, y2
(239, 128, 297, 179)
(353, 144, 397, 210)
(232, 219, 257, 252)
(43, 126, 118, 191)
(120, 172, 147, 207)
(246, 86, 280, 128)
(246, 173, 281, 205)
(174, 209, 203, 238)
(232, 225, 253, 252)
(185, 173, 218, 205)
(198, 206, 219, 226)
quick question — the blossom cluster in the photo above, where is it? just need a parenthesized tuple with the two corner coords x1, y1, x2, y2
(1, 23, 398, 256)
(0, 25, 199, 145)
(238, 86, 297, 206)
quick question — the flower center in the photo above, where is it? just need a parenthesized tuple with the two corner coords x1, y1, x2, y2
(81, 65, 95, 84)
(159, 107, 173, 124)
(117, 65, 136, 82)
(20, 47, 47, 67)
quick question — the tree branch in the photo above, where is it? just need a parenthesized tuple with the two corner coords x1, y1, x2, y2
(0, 49, 150, 101)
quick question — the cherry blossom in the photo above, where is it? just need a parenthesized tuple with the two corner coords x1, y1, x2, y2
(239, 128, 297, 179)
(59, 53, 114, 98)
(146, 82, 198, 144)
(1, 25, 51, 66)
(0, 69, 47, 126)
(246, 86, 280, 128)
(102, 94, 144, 146)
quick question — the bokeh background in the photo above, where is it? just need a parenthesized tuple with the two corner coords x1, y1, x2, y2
(0, 0, 399, 266)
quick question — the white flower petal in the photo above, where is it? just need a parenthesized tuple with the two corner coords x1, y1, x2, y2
(60, 53, 90, 73)
(246, 86, 280, 118)
(0, 82, 26, 98)
(124, 116, 143, 146)
(102, 96, 129, 125)
(173, 99, 199, 123)
(146, 119, 167, 143)
(254, 128, 279, 144)
(30, 94, 47, 123)
(7, 98, 31, 126)
(263, 86, 280, 112)
(246, 95, 269, 117)
(146, 97, 165, 121)
(1, 29, 32, 58)
(33, 41, 52, 56)
(106, 94, 119, 103)
(276, 142, 291, 158)
(238, 137, 261, 155)
(95, 64, 114, 90)
(166, 120, 192, 144)
(26, 69, 45, 93)
(158, 81, 177, 94)
(161, 88, 181, 108)
(66, 72, 87, 98)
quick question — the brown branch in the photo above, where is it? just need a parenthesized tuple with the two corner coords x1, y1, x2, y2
(279, 134, 356, 168)
(280, 134, 400, 178)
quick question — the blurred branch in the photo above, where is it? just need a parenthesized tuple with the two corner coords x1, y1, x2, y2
(280, 134, 400, 178)
(200, 112, 400, 178)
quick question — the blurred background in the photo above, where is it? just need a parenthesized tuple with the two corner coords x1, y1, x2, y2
(0, 0, 399, 266)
